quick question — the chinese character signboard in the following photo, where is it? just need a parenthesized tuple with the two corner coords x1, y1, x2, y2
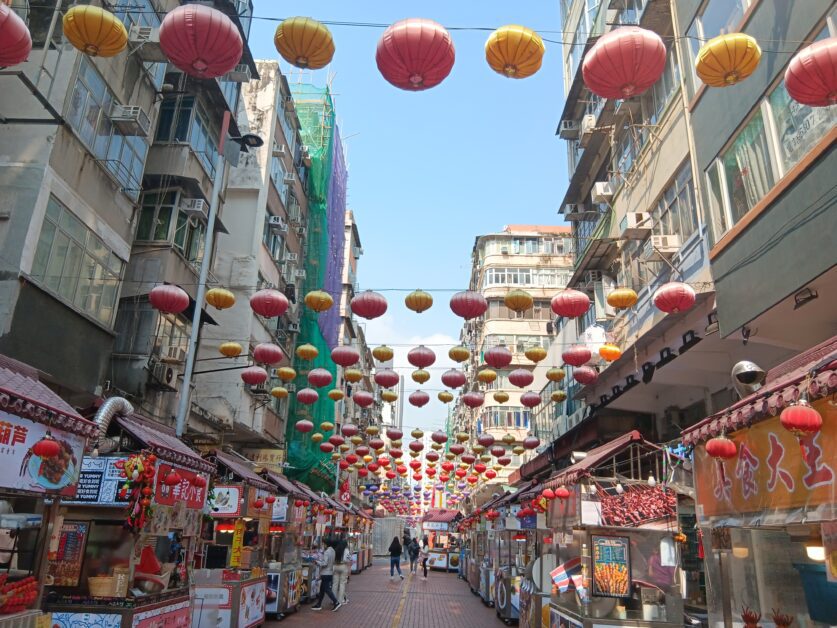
(694, 399, 836, 525)
(242, 448, 286, 472)
(230, 519, 245, 568)
(154, 463, 207, 510)
(66, 456, 130, 505)
(591, 535, 631, 598)
(0, 410, 85, 497)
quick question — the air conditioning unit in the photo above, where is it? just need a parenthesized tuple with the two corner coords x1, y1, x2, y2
(649, 234, 682, 259)
(559, 119, 580, 140)
(179, 198, 207, 217)
(583, 270, 604, 290)
(224, 64, 251, 83)
(288, 322, 300, 333)
(268, 215, 288, 232)
(500, 246, 509, 255)
(272, 144, 286, 157)
(620, 212, 651, 239)
(109, 105, 150, 137)
(296, 226, 307, 237)
(284, 382, 296, 392)
(288, 205, 302, 225)
(151, 360, 180, 391)
(128, 25, 168, 63)
(564, 203, 598, 221)
(283, 172, 295, 184)
(295, 269, 306, 279)
(580, 114, 597, 148)
(250, 385, 269, 396)
(592, 181, 614, 204)
(284, 252, 299, 263)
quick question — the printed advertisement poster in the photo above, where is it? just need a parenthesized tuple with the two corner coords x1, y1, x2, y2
(212, 485, 243, 516)
(0, 410, 84, 497)
(822, 521, 837, 583)
(154, 463, 207, 509)
(67, 456, 130, 505)
(592, 535, 631, 598)
(47, 521, 89, 586)
(132, 600, 190, 627)
(265, 573, 281, 614)
(193, 585, 232, 628)
(52, 612, 121, 628)
(238, 579, 266, 628)
(271, 496, 288, 522)
(351, 552, 359, 573)
(550, 607, 583, 628)
(428, 549, 448, 570)
(230, 519, 246, 567)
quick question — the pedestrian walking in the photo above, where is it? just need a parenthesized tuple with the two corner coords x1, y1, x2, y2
(388, 536, 404, 580)
(419, 540, 430, 580)
(401, 530, 411, 563)
(312, 539, 341, 611)
(332, 537, 351, 606)
(408, 538, 420, 574)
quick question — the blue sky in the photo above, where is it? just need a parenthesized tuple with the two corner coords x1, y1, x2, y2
(249, 1, 569, 432)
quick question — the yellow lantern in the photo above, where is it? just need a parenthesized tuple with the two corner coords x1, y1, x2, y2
(504, 289, 534, 313)
(219, 342, 243, 358)
(205, 287, 235, 310)
(366, 425, 380, 436)
(502, 433, 515, 445)
(328, 389, 344, 401)
(344, 368, 363, 383)
(599, 344, 622, 362)
(512, 445, 525, 455)
(438, 391, 454, 403)
(350, 435, 363, 445)
(493, 465, 502, 472)
(411, 428, 424, 439)
(296, 343, 319, 361)
(478, 369, 497, 384)
(472, 444, 485, 454)
(409, 451, 419, 458)
(381, 390, 398, 403)
(525, 346, 547, 363)
(445, 452, 456, 461)
(391, 439, 403, 448)
(63, 6, 128, 57)
(270, 386, 289, 399)
(607, 287, 638, 310)
(331, 452, 341, 461)
(551, 390, 567, 403)
(448, 346, 471, 363)
(276, 367, 296, 382)
(304, 290, 334, 313)
(411, 369, 430, 384)
(311, 433, 324, 443)
(401, 290, 434, 316)
(493, 391, 509, 403)
(455, 432, 469, 443)
(696, 33, 762, 87)
(339, 444, 351, 452)
(431, 442, 442, 451)
(373, 345, 394, 362)
(274, 17, 335, 70)
(320, 421, 334, 432)
(546, 368, 565, 383)
(480, 454, 492, 463)
(363, 455, 373, 464)
(485, 25, 545, 79)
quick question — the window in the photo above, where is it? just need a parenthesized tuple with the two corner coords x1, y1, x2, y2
(136, 191, 206, 265)
(651, 162, 699, 240)
(482, 267, 569, 289)
(153, 313, 189, 362)
(31, 196, 124, 326)
(641, 47, 680, 126)
(113, 0, 165, 88)
(270, 152, 289, 196)
(262, 213, 285, 262)
(66, 58, 147, 199)
(155, 97, 218, 177)
(721, 110, 776, 223)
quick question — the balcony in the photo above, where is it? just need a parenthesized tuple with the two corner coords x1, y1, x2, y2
(144, 143, 215, 201)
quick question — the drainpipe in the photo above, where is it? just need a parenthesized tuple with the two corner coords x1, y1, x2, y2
(93, 397, 134, 450)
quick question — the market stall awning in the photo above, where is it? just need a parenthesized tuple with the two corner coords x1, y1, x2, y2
(324, 496, 349, 513)
(682, 334, 837, 446)
(422, 508, 460, 523)
(544, 430, 651, 489)
(212, 450, 275, 493)
(261, 469, 307, 498)
(116, 414, 215, 474)
(0, 354, 97, 438)
(290, 479, 326, 504)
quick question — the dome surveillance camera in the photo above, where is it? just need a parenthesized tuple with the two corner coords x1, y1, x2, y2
(731, 361, 766, 399)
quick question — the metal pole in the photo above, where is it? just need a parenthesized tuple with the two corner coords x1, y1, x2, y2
(176, 111, 231, 438)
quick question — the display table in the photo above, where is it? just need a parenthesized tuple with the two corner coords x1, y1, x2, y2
(193, 573, 266, 628)
(49, 591, 191, 628)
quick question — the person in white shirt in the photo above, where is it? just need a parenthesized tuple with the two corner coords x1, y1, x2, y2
(332, 536, 351, 606)
(311, 539, 341, 611)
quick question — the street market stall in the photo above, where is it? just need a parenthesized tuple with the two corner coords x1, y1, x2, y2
(421, 509, 460, 572)
(0, 355, 99, 627)
(192, 450, 276, 628)
(289, 479, 325, 604)
(45, 408, 212, 628)
(682, 338, 837, 628)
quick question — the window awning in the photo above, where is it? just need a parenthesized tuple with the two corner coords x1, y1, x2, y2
(261, 470, 306, 498)
(422, 508, 460, 523)
(116, 414, 215, 474)
(290, 479, 326, 504)
(544, 430, 651, 489)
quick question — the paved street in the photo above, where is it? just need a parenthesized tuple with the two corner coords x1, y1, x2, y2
(267, 561, 496, 628)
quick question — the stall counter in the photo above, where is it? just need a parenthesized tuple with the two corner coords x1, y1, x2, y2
(49, 593, 191, 628)
(192, 574, 266, 628)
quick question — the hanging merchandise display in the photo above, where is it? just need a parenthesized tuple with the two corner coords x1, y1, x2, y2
(62, 5, 127, 57)
(205, 287, 235, 310)
(405, 289, 433, 313)
(582, 26, 666, 99)
(485, 24, 545, 78)
(784, 37, 837, 107)
(376, 18, 455, 90)
(0, 2, 30, 66)
(695, 33, 762, 87)
(158, 4, 242, 79)
(274, 16, 335, 69)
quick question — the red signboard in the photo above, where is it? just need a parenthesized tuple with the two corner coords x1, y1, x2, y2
(154, 463, 207, 510)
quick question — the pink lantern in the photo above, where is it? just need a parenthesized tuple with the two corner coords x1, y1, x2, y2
(562, 346, 592, 367)
(350, 290, 388, 319)
(369, 438, 386, 450)
(653, 282, 696, 314)
(582, 26, 666, 99)
(462, 392, 485, 408)
(551, 289, 590, 318)
(484, 346, 513, 369)
(0, 4, 31, 66)
(328, 434, 345, 447)
(409, 439, 424, 453)
(573, 366, 599, 386)
(386, 427, 403, 441)
(341, 423, 359, 437)
(407, 345, 436, 368)
(149, 284, 190, 314)
(252, 343, 284, 365)
(319, 442, 335, 453)
(523, 436, 540, 450)
(240, 366, 268, 386)
(449, 443, 465, 456)
(497, 456, 511, 466)
(461, 453, 476, 465)
(250, 289, 289, 318)
(441, 369, 466, 389)
(331, 345, 361, 367)
(376, 18, 455, 91)
(450, 290, 488, 320)
(296, 388, 319, 405)
(295, 419, 314, 433)
(352, 390, 374, 408)
(355, 445, 370, 456)
(431, 430, 448, 445)
(159, 4, 242, 79)
(508, 368, 534, 388)
(408, 390, 430, 407)
(389, 448, 403, 459)
(520, 392, 541, 408)
(477, 434, 495, 448)
(784, 38, 837, 107)
(374, 369, 400, 388)
(490, 445, 506, 458)
(307, 368, 333, 388)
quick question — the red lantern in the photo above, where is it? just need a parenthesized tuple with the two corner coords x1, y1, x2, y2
(497, 456, 511, 466)
(358, 468, 369, 478)
(164, 470, 182, 486)
(192, 474, 207, 488)
(462, 392, 485, 408)
(307, 368, 333, 388)
(485, 469, 497, 480)
(520, 392, 541, 408)
(408, 390, 430, 408)
(550, 289, 590, 318)
(542, 488, 555, 500)
(409, 459, 422, 470)
(572, 366, 598, 386)
(705, 435, 738, 460)
(376, 18, 455, 91)
(409, 440, 424, 453)
(490, 446, 505, 458)
(484, 346, 513, 369)
(149, 284, 189, 314)
(266, 495, 276, 504)
(450, 290, 488, 319)
(450, 443, 465, 456)
(784, 38, 837, 107)
(441, 461, 454, 472)
(455, 468, 467, 479)
(407, 345, 436, 368)
(253, 343, 284, 365)
(328, 434, 345, 447)
(350, 290, 388, 319)
(474, 463, 487, 474)
(241, 366, 268, 386)
(31, 436, 61, 459)
(355, 445, 370, 456)
(477, 434, 495, 448)
(389, 448, 403, 459)
(582, 26, 666, 99)
(441, 369, 466, 389)
(653, 282, 696, 314)
(341, 423, 359, 437)
(339, 460, 350, 470)
(159, 4, 241, 79)
(508, 368, 534, 388)
(295, 419, 314, 433)
(413, 472, 423, 481)
(466, 476, 478, 485)
(368, 438, 385, 450)
(352, 390, 374, 408)
(331, 345, 361, 367)
(562, 346, 591, 367)
(780, 400, 823, 438)
(523, 436, 540, 450)
(294, 499, 304, 508)
(346, 453, 359, 465)
(250, 289, 289, 318)
(461, 453, 476, 465)
(296, 387, 319, 405)
(367, 462, 379, 472)
(374, 369, 400, 388)
(253, 498, 265, 509)
(0, 4, 31, 66)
